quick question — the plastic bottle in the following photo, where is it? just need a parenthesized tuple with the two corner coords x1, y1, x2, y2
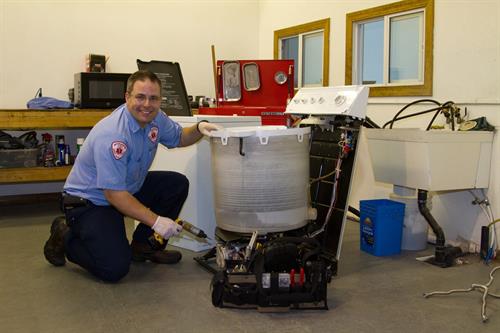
(65, 144, 71, 165)
(76, 138, 85, 154)
(57, 138, 65, 165)
(41, 133, 55, 167)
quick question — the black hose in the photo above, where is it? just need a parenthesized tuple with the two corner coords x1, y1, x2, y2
(425, 107, 446, 130)
(386, 99, 441, 129)
(270, 236, 321, 248)
(239, 138, 245, 156)
(417, 189, 445, 247)
(383, 99, 460, 130)
(426, 101, 454, 130)
(382, 106, 443, 129)
(450, 106, 455, 131)
(382, 102, 457, 131)
(363, 116, 380, 128)
(348, 205, 360, 217)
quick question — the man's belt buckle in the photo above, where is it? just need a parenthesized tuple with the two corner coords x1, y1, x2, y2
(62, 193, 88, 211)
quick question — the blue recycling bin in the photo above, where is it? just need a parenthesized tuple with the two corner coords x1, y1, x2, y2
(360, 199, 405, 256)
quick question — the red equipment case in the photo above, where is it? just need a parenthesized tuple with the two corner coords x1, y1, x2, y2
(198, 59, 294, 126)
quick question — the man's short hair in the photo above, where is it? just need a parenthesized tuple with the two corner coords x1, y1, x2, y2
(126, 70, 161, 94)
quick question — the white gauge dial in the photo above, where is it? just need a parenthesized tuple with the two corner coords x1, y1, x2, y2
(274, 71, 287, 85)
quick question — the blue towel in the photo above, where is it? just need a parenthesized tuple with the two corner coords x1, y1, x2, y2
(27, 96, 73, 109)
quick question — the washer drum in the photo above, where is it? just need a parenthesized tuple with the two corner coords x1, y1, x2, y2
(210, 126, 310, 233)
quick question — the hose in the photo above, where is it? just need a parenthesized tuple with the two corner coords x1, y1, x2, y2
(382, 106, 442, 129)
(385, 99, 441, 129)
(417, 189, 445, 246)
(426, 101, 455, 130)
(381, 99, 457, 130)
(348, 206, 360, 218)
(363, 116, 380, 128)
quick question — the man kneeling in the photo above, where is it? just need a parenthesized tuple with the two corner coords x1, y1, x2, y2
(43, 70, 220, 282)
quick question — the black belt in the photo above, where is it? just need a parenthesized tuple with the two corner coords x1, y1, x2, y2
(61, 192, 91, 212)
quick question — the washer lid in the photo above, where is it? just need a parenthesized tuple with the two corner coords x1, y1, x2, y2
(209, 125, 310, 145)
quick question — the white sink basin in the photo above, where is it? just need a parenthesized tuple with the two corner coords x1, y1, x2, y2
(364, 129, 494, 191)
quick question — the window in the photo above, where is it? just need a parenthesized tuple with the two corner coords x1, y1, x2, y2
(274, 18, 330, 88)
(346, 0, 434, 96)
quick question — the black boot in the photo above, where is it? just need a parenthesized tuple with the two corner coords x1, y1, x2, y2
(43, 216, 69, 266)
(131, 234, 182, 264)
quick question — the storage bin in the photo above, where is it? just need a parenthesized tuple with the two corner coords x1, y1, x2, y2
(360, 199, 405, 256)
(0, 148, 39, 168)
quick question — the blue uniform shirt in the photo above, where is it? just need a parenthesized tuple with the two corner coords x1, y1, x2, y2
(64, 104, 182, 205)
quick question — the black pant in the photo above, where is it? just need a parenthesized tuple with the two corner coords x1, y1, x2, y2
(63, 171, 189, 282)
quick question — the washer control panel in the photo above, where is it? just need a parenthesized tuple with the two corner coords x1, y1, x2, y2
(285, 86, 369, 119)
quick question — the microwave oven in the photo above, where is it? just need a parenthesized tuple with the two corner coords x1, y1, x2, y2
(74, 72, 131, 108)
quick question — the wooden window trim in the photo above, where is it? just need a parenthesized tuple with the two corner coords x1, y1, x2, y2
(274, 18, 330, 87)
(345, 0, 434, 97)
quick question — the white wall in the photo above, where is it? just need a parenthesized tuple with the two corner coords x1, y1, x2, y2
(258, 0, 500, 246)
(0, 0, 261, 195)
(0, 0, 260, 107)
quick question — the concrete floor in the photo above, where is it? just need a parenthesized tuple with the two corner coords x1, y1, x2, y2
(1, 201, 499, 333)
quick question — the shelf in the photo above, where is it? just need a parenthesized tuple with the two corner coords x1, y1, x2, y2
(0, 109, 113, 130)
(0, 166, 72, 184)
(1, 109, 110, 184)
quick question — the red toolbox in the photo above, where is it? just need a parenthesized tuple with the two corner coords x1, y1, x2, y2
(198, 59, 294, 126)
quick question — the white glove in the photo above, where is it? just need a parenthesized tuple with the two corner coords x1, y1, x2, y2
(197, 121, 223, 136)
(152, 216, 183, 239)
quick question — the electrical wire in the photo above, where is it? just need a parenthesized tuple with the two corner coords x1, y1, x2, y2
(480, 200, 496, 263)
(323, 157, 342, 224)
(290, 115, 303, 128)
(482, 189, 497, 258)
(310, 162, 324, 206)
(468, 190, 498, 263)
(308, 130, 348, 238)
(468, 190, 492, 219)
(309, 156, 342, 238)
(424, 265, 500, 322)
(487, 219, 500, 228)
(309, 168, 337, 185)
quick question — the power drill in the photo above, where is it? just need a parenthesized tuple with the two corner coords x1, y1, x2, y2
(149, 218, 209, 250)
(175, 218, 209, 239)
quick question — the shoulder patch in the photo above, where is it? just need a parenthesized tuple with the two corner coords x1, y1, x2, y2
(111, 141, 127, 160)
(149, 126, 159, 143)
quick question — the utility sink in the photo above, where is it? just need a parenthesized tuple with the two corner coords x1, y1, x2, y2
(364, 129, 494, 191)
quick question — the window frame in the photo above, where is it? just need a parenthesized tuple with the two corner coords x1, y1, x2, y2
(274, 18, 330, 88)
(345, 0, 434, 97)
